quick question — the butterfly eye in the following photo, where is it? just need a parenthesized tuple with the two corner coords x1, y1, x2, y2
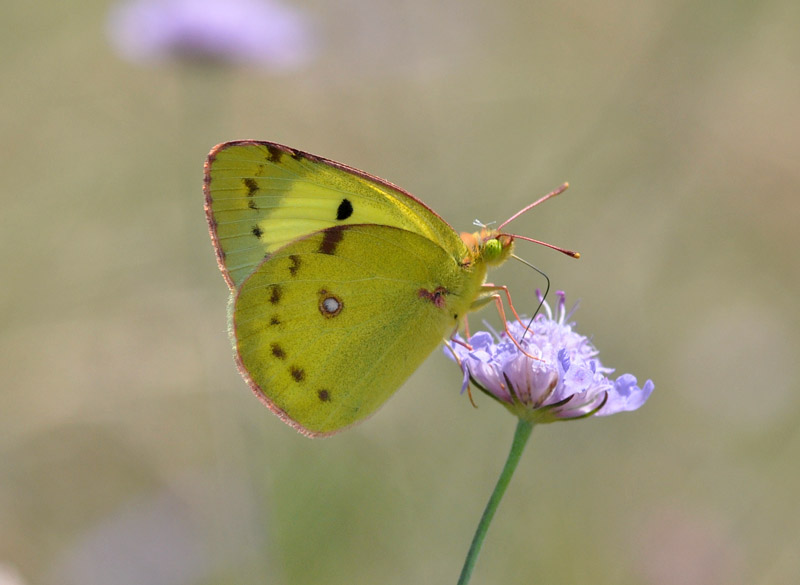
(484, 238, 503, 260)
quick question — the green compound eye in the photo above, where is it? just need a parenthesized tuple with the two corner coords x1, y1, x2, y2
(484, 238, 503, 261)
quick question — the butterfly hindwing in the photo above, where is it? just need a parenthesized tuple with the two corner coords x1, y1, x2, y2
(204, 140, 468, 289)
(232, 224, 485, 436)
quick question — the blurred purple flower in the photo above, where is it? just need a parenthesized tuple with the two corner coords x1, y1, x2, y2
(107, 0, 316, 70)
(446, 291, 654, 423)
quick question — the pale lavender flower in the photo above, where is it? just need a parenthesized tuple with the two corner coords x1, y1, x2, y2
(446, 291, 654, 423)
(107, 0, 316, 70)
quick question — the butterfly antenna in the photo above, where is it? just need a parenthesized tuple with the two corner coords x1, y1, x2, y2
(511, 254, 551, 341)
(511, 235, 580, 259)
(497, 182, 570, 231)
(495, 182, 579, 259)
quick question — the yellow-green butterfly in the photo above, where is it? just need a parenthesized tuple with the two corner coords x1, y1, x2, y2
(204, 140, 575, 437)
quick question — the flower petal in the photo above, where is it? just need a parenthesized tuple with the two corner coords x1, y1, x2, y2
(444, 293, 653, 423)
(596, 375, 655, 416)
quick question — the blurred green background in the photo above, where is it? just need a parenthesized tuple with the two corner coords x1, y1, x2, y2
(2, 0, 799, 583)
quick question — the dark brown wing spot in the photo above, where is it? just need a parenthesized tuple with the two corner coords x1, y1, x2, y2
(318, 389, 330, 402)
(319, 225, 346, 255)
(269, 315, 281, 326)
(252, 225, 263, 239)
(269, 284, 282, 305)
(271, 343, 286, 359)
(243, 178, 259, 197)
(265, 145, 283, 163)
(248, 199, 258, 210)
(290, 366, 305, 382)
(288, 254, 301, 276)
(336, 199, 353, 220)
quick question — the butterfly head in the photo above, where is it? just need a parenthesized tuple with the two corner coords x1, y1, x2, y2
(459, 184, 581, 268)
(460, 228, 514, 267)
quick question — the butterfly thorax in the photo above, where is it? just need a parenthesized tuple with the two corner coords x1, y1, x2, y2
(460, 229, 514, 268)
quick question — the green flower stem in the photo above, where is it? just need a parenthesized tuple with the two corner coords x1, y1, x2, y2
(457, 418, 535, 585)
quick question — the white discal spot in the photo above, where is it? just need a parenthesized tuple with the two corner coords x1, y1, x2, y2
(322, 297, 340, 313)
(319, 292, 343, 318)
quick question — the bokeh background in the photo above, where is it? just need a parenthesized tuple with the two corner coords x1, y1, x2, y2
(2, 0, 799, 583)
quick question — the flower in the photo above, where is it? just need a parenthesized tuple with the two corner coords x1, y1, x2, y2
(446, 291, 654, 423)
(107, 0, 316, 70)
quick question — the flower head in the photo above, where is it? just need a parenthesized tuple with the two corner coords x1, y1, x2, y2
(446, 291, 654, 423)
(107, 0, 316, 70)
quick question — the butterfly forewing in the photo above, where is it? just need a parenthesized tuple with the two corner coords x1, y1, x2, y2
(204, 141, 468, 289)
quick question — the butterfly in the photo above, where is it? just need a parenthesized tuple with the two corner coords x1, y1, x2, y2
(204, 140, 575, 437)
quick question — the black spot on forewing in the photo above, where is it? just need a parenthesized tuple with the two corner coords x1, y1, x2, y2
(252, 225, 263, 239)
(269, 315, 281, 326)
(336, 199, 353, 221)
(318, 225, 346, 255)
(288, 254, 301, 276)
(318, 389, 330, 402)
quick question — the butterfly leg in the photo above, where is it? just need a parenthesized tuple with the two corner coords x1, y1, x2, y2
(449, 332, 473, 350)
(476, 284, 543, 362)
(446, 309, 474, 350)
